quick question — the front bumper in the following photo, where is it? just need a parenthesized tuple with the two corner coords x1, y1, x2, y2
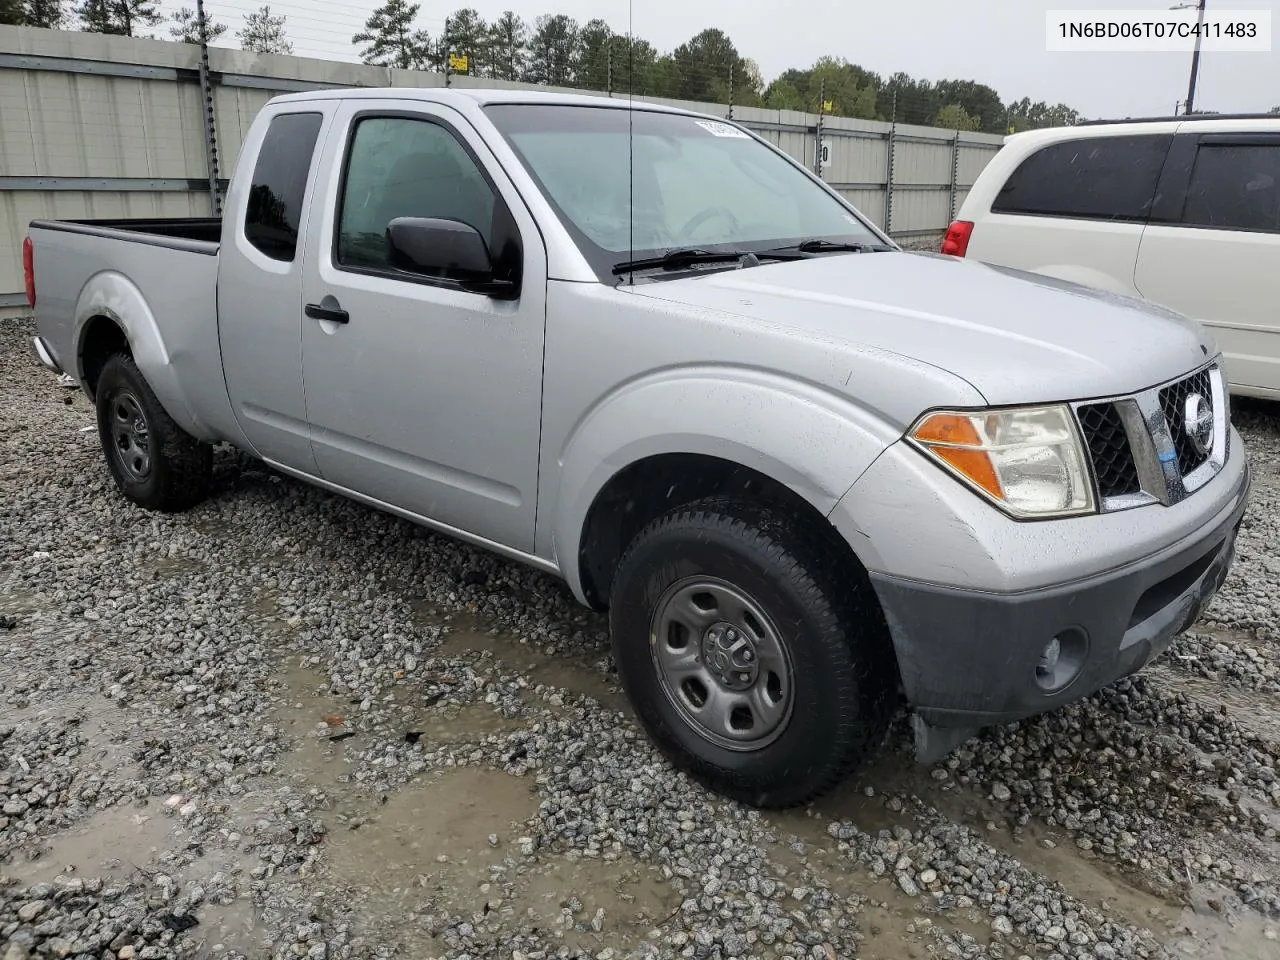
(869, 457, 1250, 733)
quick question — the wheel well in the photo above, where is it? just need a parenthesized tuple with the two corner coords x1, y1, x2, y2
(79, 315, 130, 398)
(577, 453, 868, 611)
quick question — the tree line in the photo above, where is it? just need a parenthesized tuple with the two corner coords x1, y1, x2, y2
(1, 0, 292, 53)
(2, 0, 1085, 131)
(345, 0, 1084, 132)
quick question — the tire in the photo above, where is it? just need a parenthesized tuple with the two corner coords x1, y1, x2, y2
(609, 496, 897, 809)
(95, 353, 212, 513)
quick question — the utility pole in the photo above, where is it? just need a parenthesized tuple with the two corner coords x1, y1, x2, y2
(727, 61, 735, 119)
(1181, 0, 1206, 114)
(607, 44, 613, 97)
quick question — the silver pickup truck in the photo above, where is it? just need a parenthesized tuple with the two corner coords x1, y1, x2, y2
(25, 88, 1250, 808)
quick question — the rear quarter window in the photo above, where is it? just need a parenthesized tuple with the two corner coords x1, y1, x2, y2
(991, 134, 1172, 222)
(244, 112, 324, 262)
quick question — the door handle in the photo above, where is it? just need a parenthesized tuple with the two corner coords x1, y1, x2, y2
(305, 302, 349, 324)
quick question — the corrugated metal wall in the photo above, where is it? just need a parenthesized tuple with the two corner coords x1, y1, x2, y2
(0, 24, 1005, 310)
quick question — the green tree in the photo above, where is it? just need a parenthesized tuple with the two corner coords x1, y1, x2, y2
(352, 0, 429, 69)
(76, 0, 161, 36)
(24, 0, 67, 27)
(935, 103, 980, 131)
(486, 10, 526, 81)
(1005, 97, 1082, 132)
(442, 7, 487, 75)
(237, 5, 291, 54)
(933, 79, 1003, 132)
(881, 71, 938, 124)
(1270, 106, 1280, 114)
(574, 17, 613, 91)
(607, 34, 659, 95)
(766, 57, 878, 118)
(169, 6, 227, 43)
(668, 28, 758, 105)
(1, 0, 23, 25)
(524, 13, 578, 87)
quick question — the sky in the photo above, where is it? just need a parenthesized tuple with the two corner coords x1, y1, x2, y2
(163, 0, 1280, 119)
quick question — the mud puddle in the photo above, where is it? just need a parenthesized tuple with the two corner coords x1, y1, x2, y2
(1169, 882, 1280, 959)
(768, 748, 1180, 948)
(1149, 664, 1280, 744)
(318, 763, 677, 953)
(3, 803, 177, 886)
(320, 764, 539, 906)
(434, 626, 628, 713)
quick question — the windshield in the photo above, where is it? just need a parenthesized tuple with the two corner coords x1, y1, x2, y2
(484, 103, 886, 280)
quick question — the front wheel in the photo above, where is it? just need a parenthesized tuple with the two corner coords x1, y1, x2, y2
(95, 353, 212, 513)
(608, 496, 897, 809)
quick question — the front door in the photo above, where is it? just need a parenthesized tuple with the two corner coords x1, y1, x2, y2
(298, 99, 548, 553)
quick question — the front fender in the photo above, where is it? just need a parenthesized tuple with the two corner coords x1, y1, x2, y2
(74, 271, 215, 441)
(548, 365, 906, 603)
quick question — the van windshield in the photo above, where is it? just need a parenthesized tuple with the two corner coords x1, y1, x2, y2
(484, 103, 885, 280)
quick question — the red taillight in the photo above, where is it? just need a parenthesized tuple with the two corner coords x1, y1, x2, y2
(22, 236, 36, 308)
(940, 220, 974, 258)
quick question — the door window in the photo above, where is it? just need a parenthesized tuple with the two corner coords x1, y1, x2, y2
(336, 116, 498, 274)
(1182, 142, 1280, 234)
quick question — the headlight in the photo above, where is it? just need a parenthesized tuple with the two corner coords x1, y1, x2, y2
(906, 404, 1095, 519)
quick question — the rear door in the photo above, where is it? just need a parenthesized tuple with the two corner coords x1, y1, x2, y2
(218, 104, 334, 472)
(966, 132, 1172, 298)
(1135, 132, 1280, 395)
(296, 98, 548, 553)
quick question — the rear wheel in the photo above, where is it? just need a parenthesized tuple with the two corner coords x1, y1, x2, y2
(95, 353, 212, 512)
(608, 496, 897, 809)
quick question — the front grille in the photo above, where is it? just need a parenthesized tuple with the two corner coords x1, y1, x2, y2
(1077, 402, 1141, 498)
(1159, 368, 1213, 476)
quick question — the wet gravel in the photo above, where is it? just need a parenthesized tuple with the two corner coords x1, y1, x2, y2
(3, 316, 1280, 960)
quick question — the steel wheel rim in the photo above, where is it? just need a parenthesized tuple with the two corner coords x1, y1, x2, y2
(109, 389, 151, 482)
(649, 576, 795, 752)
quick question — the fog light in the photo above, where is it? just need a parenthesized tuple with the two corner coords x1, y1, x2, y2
(1034, 628, 1088, 693)
(1036, 637, 1061, 679)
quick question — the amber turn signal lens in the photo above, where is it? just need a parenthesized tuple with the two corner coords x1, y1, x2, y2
(911, 413, 1004, 500)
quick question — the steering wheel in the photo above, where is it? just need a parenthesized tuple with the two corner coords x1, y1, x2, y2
(680, 206, 742, 241)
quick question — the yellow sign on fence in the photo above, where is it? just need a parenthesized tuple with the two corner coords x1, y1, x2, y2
(449, 52, 469, 73)
(822, 99, 834, 113)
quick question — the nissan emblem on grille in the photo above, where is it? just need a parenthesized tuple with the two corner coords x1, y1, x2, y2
(1185, 392, 1214, 457)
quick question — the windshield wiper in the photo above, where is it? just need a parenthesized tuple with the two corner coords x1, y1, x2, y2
(612, 246, 811, 276)
(612, 248, 750, 275)
(768, 239, 896, 255)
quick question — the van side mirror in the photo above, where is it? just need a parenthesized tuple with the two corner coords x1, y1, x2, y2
(386, 217, 518, 298)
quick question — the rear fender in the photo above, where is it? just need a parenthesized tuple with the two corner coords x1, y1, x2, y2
(74, 271, 214, 441)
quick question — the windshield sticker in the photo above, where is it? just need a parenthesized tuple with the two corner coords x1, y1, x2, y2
(694, 120, 750, 139)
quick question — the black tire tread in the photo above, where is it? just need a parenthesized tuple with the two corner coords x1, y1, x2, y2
(96, 353, 212, 513)
(610, 495, 897, 808)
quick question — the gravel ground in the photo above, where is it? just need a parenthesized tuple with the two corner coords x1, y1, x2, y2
(3, 315, 1280, 960)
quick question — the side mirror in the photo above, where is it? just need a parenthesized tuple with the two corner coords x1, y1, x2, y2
(386, 217, 517, 298)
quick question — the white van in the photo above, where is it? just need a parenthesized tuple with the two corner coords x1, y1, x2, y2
(944, 114, 1280, 399)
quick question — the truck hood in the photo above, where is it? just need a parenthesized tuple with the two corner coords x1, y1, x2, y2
(628, 251, 1217, 405)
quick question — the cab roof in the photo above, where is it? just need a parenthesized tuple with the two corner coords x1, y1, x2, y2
(267, 86, 706, 117)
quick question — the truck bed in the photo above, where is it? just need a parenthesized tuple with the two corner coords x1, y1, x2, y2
(30, 217, 221, 253)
